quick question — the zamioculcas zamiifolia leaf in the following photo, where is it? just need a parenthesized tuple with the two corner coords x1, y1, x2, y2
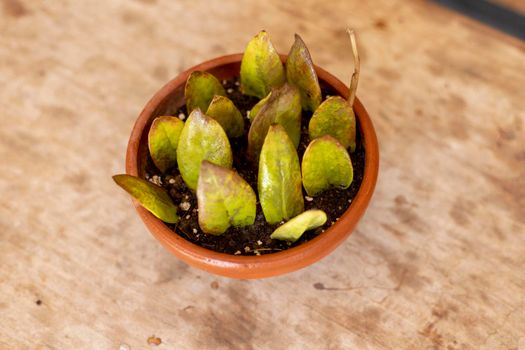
(248, 91, 271, 122)
(301, 135, 354, 196)
(247, 84, 301, 162)
(148, 116, 184, 173)
(286, 34, 322, 111)
(176, 109, 233, 190)
(258, 124, 304, 224)
(308, 96, 356, 151)
(240, 30, 286, 98)
(270, 210, 327, 242)
(197, 161, 256, 235)
(206, 95, 244, 138)
(113, 174, 178, 223)
(184, 71, 226, 113)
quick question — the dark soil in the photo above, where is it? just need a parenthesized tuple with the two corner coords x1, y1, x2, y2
(144, 78, 365, 255)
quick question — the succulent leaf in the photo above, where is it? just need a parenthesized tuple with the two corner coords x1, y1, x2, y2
(248, 91, 271, 122)
(301, 135, 354, 196)
(184, 71, 226, 113)
(270, 210, 327, 242)
(308, 96, 356, 151)
(197, 161, 256, 235)
(148, 116, 184, 173)
(240, 30, 286, 98)
(258, 124, 304, 224)
(206, 95, 244, 138)
(247, 84, 301, 162)
(113, 174, 178, 223)
(176, 109, 233, 190)
(286, 34, 322, 111)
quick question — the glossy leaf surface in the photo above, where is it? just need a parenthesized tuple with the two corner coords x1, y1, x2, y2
(286, 34, 321, 111)
(248, 91, 271, 122)
(240, 30, 285, 98)
(301, 135, 353, 196)
(308, 96, 356, 151)
(197, 161, 256, 235)
(176, 109, 232, 190)
(113, 174, 178, 223)
(148, 116, 184, 173)
(206, 95, 244, 138)
(184, 71, 226, 113)
(247, 84, 301, 161)
(270, 210, 327, 242)
(258, 125, 304, 224)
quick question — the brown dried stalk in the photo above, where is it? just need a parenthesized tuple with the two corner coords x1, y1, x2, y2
(346, 28, 360, 107)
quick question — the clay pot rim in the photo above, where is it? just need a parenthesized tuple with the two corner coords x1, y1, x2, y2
(126, 53, 379, 279)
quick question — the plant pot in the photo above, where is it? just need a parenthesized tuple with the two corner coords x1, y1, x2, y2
(125, 53, 379, 279)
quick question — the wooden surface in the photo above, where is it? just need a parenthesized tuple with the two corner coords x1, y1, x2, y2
(1, 0, 524, 349)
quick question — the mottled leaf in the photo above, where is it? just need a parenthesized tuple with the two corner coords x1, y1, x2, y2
(301, 135, 353, 196)
(148, 116, 184, 173)
(247, 84, 301, 161)
(248, 91, 271, 122)
(258, 124, 304, 224)
(184, 71, 226, 113)
(176, 109, 233, 190)
(197, 161, 256, 235)
(270, 210, 327, 242)
(240, 30, 286, 98)
(286, 34, 321, 111)
(113, 174, 178, 223)
(309, 96, 356, 151)
(206, 95, 244, 138)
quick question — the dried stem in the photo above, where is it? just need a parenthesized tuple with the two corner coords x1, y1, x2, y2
(346, 28, 360, 107)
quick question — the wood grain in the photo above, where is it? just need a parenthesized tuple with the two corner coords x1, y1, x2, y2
(0, 0, 524, 349)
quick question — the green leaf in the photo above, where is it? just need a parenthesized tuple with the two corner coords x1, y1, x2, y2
(248, 91, 271, 122)
(247, 83, 301, 162)
(148, 116, 184, 173)
(206, 95, 245, 138)
(258, 124, 304, 224)
(113, 174, 178, 223)
(309, 96, 356, 151)
(176, 109, 233, 190)
(286, 34, 322, 111)
(197, 161, 256, 235)
(301, 135, 354, 196)
(184, 71, 226, 113)
(240, 30, 286, 98)
(270, 210, 327, 242)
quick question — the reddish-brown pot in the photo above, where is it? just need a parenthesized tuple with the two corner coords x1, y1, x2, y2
(126, 54, 379, 279)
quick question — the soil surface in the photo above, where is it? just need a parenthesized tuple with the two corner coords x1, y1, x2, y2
(145, 78, 365, 255)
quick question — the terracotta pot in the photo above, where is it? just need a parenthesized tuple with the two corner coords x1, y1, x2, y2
(126, 54, 379, 279)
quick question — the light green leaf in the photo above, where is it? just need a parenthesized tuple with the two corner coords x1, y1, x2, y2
(247, 84, 301, 162)
(270, 210, 327, 242)
(197, 161, 256, 235)
(176, 109, 233, 190)
(206, 95, 244, 138)
(113, 174, 178, 223)
(248, 91, 271, 122)
(240, 30, 286, 98)
(301, 135, 353, 196)
(184, 71, 226, 113)
(309, 96, 356, 151)
(286, 34, 322, 111)
(258, 124, 304, 224)
(148, 116, 184, 173)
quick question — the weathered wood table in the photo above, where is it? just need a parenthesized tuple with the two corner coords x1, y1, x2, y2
(1, 0, 524, 349)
